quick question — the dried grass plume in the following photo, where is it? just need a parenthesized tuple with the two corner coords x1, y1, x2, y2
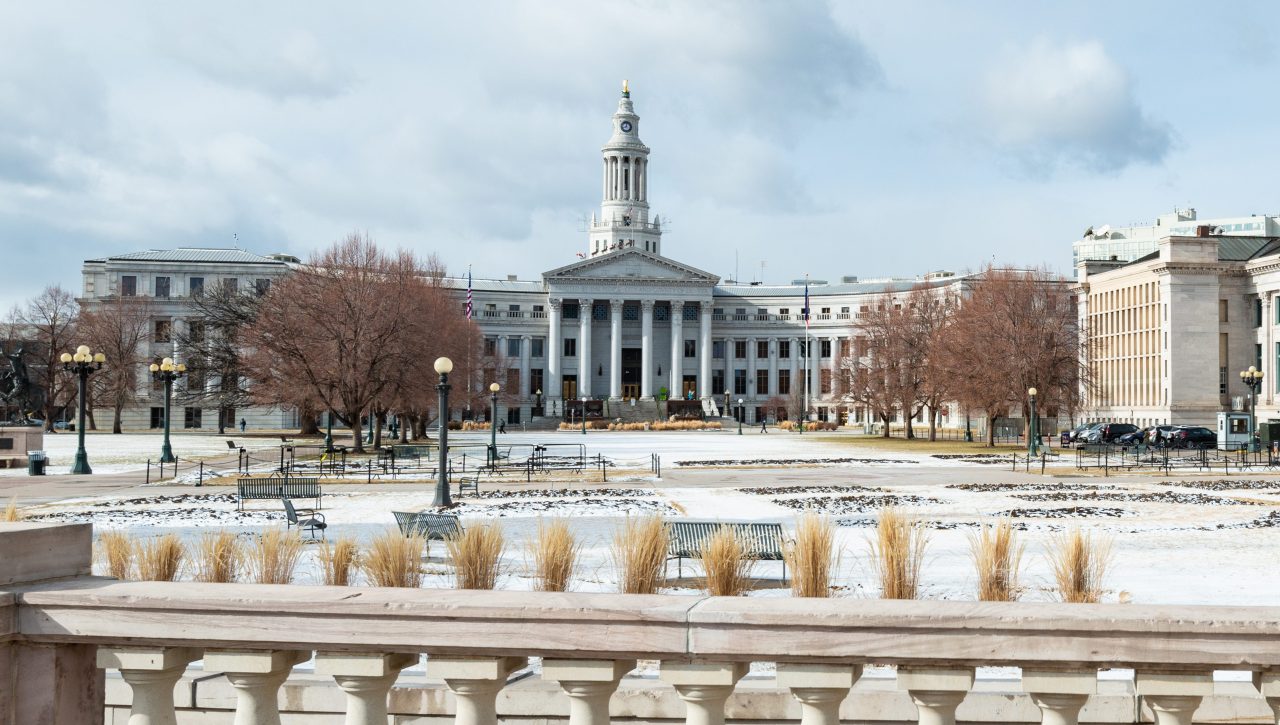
(699, 525, 754, 597)
(362, 530, 423, 588)
(612, 515, 668, 594)
(870, 507, 928, 600)
(446, 524, 506, 590)
(969, 519, 1024, 602)
(193, 530, 241, 583)
(248, 528, 305, 584)
(1048, 527, 1112, 603)
(134, 534, 185, 582)
(530, 519, 579, 592)
(98, 531, 134, 580)
(319, 537, 360, 586)
(786, 513, 836, 598)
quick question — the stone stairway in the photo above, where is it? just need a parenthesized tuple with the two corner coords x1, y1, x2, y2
(607, 398, 662, 423)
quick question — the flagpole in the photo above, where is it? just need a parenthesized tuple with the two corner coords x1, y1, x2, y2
(803, 273, 810, 433)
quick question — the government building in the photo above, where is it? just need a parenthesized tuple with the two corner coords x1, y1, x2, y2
(79, 84, 981, 431)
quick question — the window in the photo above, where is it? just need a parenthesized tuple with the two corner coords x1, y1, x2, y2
(530, 369, 544, 396)
(779, 308, 789, 316)
(778, 340, 790, 359)
(154, 277, 171, 298)
(1220, 366, 1228, 395)
(121, 275, 137, 296)
(564, 303, 579, 319)
(855, 337, 869, 357)
(820, 369, 832, 394)
(531, 338, 545, 358)
(506, 368, 520, 393)
(563, 338, 576, 357)
(821, 340, 832, 358)
(712, 369, 725, 395)
(507, 338, 522, 358)
(508, 304, 521, 312)
(821, 307, 830, 314)
(593, 303, 608, 320)
(149, 407, 163, 429)
(712, 340, 725, 359)
(154, 320, 171, 343)
(841, 306, 850, 314)
(533, 305, 544, 313)
(734, 341, 746, 359)
(1257, 298, 1264, 328)
(655, 305, 669, 321)
(484, 337, 497, 356)
(682, 305, 698, 321)
(183, 407, 203, 429)
(684, 339, 697, 358)
(623, 304, 639, 321)
(756, 369, 769, 395)
(778, 370, 791, 395)
(189, 277, 204, 296)
(734, 369, 747, 395)
(254, 279, 271, 297)
(756, 340, 769, 359)
(1220, 299, 1228, 322)
(187, 320, 205, 343)
(222, 278, 239, 294)
(1257, 343, 1263, 371)
(799, 341, 809, 357)
(186, 368, 205, 391)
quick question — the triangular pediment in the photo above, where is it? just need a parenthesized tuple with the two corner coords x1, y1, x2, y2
(543, 249, 719, 285)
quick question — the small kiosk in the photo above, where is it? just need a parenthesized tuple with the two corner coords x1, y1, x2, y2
(1217, 411, 1251, 451)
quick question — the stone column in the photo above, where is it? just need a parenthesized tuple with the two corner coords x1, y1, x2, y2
(97, 646, 202, 725)
(641, 300, 655, 399)
(670, 303, 684, 397)
(602, 158, 608, 200)
(543, 659, 635, 725)
(427, 656, 525, 725)
(548, 298, 562, 403)
(660, 661, 748, 725)
(788, 337, 799, 405)
(767, 338, 778, 401)
(829, 336, 840, 399)
(698, 301, 713, 399)
(1022, 670, 1096, 725)
(204, 649, 309, 725)
(520, 334, 532, 403)
(1268, 294, 1275, 405)
(898, 667, 974, 725)
(579, 299, 592, 398)
(315, 652, 418, 725)
(609, 299, 623, 399)
(746, 337, 757, 412)
(1135, 672, 1212, 725)
(777, 663, 860, 725)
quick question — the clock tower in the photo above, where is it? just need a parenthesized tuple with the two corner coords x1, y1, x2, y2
(588, 80, 663, 258)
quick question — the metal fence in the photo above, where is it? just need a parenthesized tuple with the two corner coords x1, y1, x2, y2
(1073, 443, 1280, 473)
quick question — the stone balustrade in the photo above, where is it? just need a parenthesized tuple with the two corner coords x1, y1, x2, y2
(7, 522, 1280, 724)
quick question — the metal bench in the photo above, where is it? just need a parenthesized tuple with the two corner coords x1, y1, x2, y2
(392, 511, 463, 540)
(667, 520, 788, 579)
(391, 444, 433, 461)
(457, 476, 479, 496)
(236, 477, 322, 511)
(282, 498, 326, 539)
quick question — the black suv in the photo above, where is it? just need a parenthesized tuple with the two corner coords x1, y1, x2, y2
(1169, 426, 1216, 449)
(1082, 422, 1139, 444)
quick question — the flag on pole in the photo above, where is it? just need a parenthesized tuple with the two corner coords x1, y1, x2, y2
(465, 266, 473, 320)
(802, 277, 810, 329)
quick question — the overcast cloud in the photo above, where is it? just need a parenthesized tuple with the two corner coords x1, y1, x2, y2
(1, 1, 1278, 310)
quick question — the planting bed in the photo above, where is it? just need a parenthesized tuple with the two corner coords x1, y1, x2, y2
(1011, 491, 1270, 506)
(771, 493, 946, 514)
(675, 456, 917, 467)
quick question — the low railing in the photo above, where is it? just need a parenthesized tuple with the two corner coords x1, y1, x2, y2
(7, 522, 1280, 725)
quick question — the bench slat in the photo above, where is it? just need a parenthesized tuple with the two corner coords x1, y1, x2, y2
(667, 521, 786, 560)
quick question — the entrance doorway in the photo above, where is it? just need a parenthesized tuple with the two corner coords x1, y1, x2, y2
(562, 375, 577, 400)
(681, 376, 697, 398)
(622, 347, 641, 399)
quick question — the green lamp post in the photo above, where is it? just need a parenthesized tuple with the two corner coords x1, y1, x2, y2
(1027, 387, 1040, 458)
(488, 382, 500, 465)
(61, 345, 105, 475)
(149, 357, 186, 464)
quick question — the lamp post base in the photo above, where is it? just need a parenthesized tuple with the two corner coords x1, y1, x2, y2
(70, 450, 92, 475)
(160, 445, 175, 464)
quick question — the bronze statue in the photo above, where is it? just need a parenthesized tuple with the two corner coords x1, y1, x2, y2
(0, 348, 45, 423)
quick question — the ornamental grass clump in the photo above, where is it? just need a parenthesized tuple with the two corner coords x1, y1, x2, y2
(247, 528, 305, 584)
(870, 507, 928, 600)
(319, 537, 360, 586)
(699, 525, 754, 597)
(2, 498, 21, 521)
(446, 524, 506, 590)
(134, 534, 185, 582)
(785, 513, 836, 598)
(1048, 527, 1112, 603)
(193, 530, 242, 583)
(362, 530, 424, 588)
(969, 519, 1024, 602)
(98, 531, 134, 580)
(531, 519, 579, 592)
(612, 515, 668, 594)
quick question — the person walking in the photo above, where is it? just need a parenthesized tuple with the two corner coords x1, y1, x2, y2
(499, 420, 506, 434)
(239, 418, 246, 433)
(760, 419, 768, 433)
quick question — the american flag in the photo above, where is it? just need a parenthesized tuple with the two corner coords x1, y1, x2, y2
(465, 267, 473, 319)
(802, 278, 810, 329)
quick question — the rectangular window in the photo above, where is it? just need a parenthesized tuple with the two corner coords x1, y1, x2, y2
(563, 338, 576, 357)
(623, 304, 639, 321)
(1257, 298, 1264, 328)
(531, 338, 545, 358)
(593, 303, 608, 320)
(484, 337, 497, 356)
(778, 340, 790, 359)
(682, 305, 698, 321)
(189, 277, 204, 296)
(734, 341, 746, 359)
(820, 307, 831, 314)
(820, 339, 832, 358)
(183, 407, 203, 429)
(712, 340, 725, 359)
(121, 275, 137, 296)
(150, 407, 163, 429)
(654, 305, 669, 321)
(778, 370, 791, 395)
(820, 369, 832, 394)
(1257, 343, 1263, 371)
(187, 320, 205, 343)
(254, 279, 271, 297)
(756, 340, 769, 359)
(1220, 299, 1228, 322)
(684, 339, 697, 358)
(531, 368, 544, 396)
(153, 320, 171, 343)
(755, 368, 769, 395)
(508, 304, 521, 312)
(507, 337, 521, 358)
(564, 303, 579, 319)
(712, 369, 725, 395)
(734, 369, 747, 395)
(1220, 366, 1228, 395)
(779, 308, 790, 315)
(186, 368, 205, 391)
(154, 277, 171, 298)
(506, 368, 520, 393)
(799, 341, 809, 357)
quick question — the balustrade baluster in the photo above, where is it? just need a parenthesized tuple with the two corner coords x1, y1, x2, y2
(1136, 672, 1212, 725)
(1255, 670, 1280, 724)
(543, 658, 636, 725)
(204, 649, 309, 725)
(898, 667, 974, 725)
(1022, 670, 1096, 725)
(97, 646, 202, 725)
(427, 655, 526, 725)
(315, 652, 419, 725)
(777, 663, 860, 725)
(660, 661, 748, 725)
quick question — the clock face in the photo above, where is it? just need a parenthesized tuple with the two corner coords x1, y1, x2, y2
(620, 120, 633, 132)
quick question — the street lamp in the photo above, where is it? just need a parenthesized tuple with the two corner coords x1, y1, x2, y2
(581, 396, 588, 435)
(432, 356, 454, 508)
(737, 398, 744, 435)
(489, 382, 500, 465)
(535, 388, 543, 417)
(1241, 366, 1265, 452)
(149, 357, 186, 463)
(323, 410, 334, 452)
(61, 345, 105, 474)
(1027, 387, 1040, 458)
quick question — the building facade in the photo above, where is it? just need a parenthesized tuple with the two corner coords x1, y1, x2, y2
(1073, 207, 1280, 270)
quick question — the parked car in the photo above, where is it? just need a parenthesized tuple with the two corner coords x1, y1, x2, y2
(1169, 426, 1217, 449)
(1061, 423, 1098, 446)
(1115, 426, 1154, 445)
(1079, 422, 1139, 445)
(1146, 425, 1178, 446)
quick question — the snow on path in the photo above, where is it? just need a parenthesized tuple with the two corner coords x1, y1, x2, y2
(663, 486, 791, 520)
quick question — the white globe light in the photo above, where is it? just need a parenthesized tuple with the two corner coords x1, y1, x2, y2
(76, 345, 90, 356)
(433, 357, 454, 374)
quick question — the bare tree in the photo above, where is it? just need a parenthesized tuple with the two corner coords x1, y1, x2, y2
(81, 296, 154, 433)
(175, 281, 262, 434)
(18, 286, 80, 431)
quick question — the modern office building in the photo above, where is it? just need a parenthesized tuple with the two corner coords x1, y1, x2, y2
(1073, 207, 1280, 270)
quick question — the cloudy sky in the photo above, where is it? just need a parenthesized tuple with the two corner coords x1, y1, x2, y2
(3, 1, 1279, 310)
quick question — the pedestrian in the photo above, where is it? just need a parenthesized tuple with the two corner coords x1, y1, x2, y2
(239, 418, 246, 433)
(499, 420, 506, 434)
(760, 419, 768, 433)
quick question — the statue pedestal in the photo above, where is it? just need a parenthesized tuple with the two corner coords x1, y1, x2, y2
(0, 427, 44, 469)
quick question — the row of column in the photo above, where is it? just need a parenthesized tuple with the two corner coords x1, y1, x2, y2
(716, 335, 845, 399)
(98, 648, 1238, 725)
(603, 155, 646, 202)
(492, 333, 535, 400)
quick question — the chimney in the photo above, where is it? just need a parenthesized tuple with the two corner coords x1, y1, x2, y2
(1196, 225, 1212, 237)
(507, 274, 517, 282)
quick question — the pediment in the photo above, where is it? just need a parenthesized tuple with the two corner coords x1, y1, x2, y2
(543, 249, 719, 285)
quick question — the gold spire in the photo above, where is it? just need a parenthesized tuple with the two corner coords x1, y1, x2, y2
(622, 79, 630, 97)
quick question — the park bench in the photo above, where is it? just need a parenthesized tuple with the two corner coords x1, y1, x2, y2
(457, 476, 479, 496)
(666, 520, 788, 579)
(392, 444, 433, 461)
(236, 477, 322, 511)
(392, 511, 463, 540)
(282, 498, 326, 540)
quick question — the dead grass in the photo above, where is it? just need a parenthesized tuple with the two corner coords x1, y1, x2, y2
(870, 507, 928, 599)
(2, 498, 21, 521)
(247, 528, 305, 584)
(786, 513, 837, 597)
(134, 534, 185, 582)
(968, 519, 1024, 601)
(530, 519, 579, 592)
(193, 530, 241, 583)
(319, 537, 360, 586)
(1048, 527, 1112, 603)
(446, 524, 506, 590)
(612, 515, 669, 594)
(98, 531, 134, 580)
(362, 530, 424, 588)
(699, 525, 754, 596)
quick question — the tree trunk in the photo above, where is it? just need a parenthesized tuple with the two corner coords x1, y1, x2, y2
(349, 418, 364, 454)
(299, 405, 319, 436)
(987, 422, 996, 447)
(399, 411, 410, 444)
(928, 407, 938, 442)
(112, 403, 123, 434)
(373, 411, 384, 449)
(880, 413, 891, 438)
(903, 402, 915, 439)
